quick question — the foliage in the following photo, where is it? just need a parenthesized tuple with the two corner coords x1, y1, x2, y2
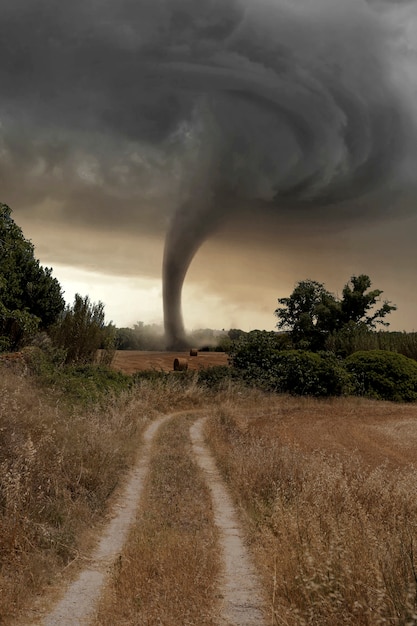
(50, 294, 115, 364)
(275, 275, 396, 351)
(228, 330, 282, 368)
(0, 303, 40, 351)
(340, 275, 396, 328)
(0, 203, 65, 349)
(22, 344, 131, 404)
(132, 369, 171, 383)
(115, 327, 143, 350)
(275, 280, 338, 350)
(346, 350, 417, 402)
(228, 331, 349, 396)
(272, 350, 351, 397)
(56, 365, 133, 404)
(196, 365, 236, 389)
(327, 326, 417, 360)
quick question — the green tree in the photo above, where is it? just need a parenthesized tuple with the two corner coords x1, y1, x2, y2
(340, 274, 396, 328)
(275, 280, 339, 350)
(0, 203, 65, 349)
(275, 275, 396, 351)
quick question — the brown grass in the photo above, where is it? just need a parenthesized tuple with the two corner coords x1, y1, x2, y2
(0, 368, 151, 623)
(4, 357, 417, 626)
(205, 394, 417, 625)
(94, 413, 220, 625)
(0, 366, 207, 624)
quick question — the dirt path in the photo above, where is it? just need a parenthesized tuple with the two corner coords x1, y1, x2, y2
(190, 417, 266, 626)
(39, 414, 172, 626)
(32, 412, 265, 626)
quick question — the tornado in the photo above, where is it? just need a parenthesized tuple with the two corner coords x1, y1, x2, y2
(162, 200, 212, 349)
(0, 0, 414, 341)
(158, 0, 411, 347)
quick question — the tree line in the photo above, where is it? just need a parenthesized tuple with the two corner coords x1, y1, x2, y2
(3, 200, 417, 402)
(0, 203, 115, 363)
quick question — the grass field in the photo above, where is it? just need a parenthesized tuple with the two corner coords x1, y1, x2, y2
(206, 393, 417, 625)
(1, 355, 417, 625)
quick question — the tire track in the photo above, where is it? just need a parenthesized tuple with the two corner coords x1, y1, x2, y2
(40, 413, 172, 626)
(190, 417, 266, 626)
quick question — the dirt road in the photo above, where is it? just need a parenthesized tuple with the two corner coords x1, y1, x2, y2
(33, 412, 266, 626)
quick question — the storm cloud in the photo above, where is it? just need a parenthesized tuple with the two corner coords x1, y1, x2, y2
(0, 0, 416, 342)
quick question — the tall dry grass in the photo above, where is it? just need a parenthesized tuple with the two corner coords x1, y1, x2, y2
(94, 413, 219, 625)
(0, 365, 206, 624)
(205, 394, 417, 625)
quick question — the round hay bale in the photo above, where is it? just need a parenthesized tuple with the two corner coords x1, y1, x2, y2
(173, 357, 188, 371)
(189, 349, 198, 357)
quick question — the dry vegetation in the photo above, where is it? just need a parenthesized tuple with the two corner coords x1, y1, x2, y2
(94, 413, 220, 625)
(205, 394, 417, 625)
(0, 364, 206, 624)
(0, 365, 149, 622)
(2, 349, 417, 625)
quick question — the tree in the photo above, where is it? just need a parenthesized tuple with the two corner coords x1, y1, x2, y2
(50, 294, 114, 364)
(340, 275, 396, 328)
(0, 203, 65, 349)
(275, 280, 339, 350)
(275, 275, 396, 351)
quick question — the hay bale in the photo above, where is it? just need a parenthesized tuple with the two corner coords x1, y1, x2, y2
(189, 349, 198, 357)
(173, 357, 188, 371)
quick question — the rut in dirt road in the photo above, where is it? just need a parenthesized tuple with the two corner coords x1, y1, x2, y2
(190, 417, 267, 626)
(39, 412, 266, 626)
(41, 414, 172, 626)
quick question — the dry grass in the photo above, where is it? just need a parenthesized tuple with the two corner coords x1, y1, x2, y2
(94, 413, 219, 625)
(4, 356, 417, 626)
(205, 394, 417, 625)
(0, 366, 206, 624)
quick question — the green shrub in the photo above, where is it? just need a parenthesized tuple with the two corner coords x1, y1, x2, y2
(197, 365, 234, 389)
(273, 350, 350, 397)
(346, 350, 417, 402)
(132, 369, 170, 384)
(58, 365, 133, 403)
(230, 336, 349, 396)
(25, 348, 133, 405)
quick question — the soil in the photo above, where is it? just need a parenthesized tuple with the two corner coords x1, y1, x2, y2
(111, 350, 229, 374)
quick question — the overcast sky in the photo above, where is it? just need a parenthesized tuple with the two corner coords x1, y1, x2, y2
(1, 0, 417, 332)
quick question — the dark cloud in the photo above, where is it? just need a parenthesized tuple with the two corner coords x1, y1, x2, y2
(0, 0, 416, 341)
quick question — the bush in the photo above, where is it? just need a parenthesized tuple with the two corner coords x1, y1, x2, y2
(230, 336, 349, 396)
(273, 350, 350, 397)
(56, 365, 133, 404)
(132, 369, 170, 384)
(196, 365, 235, 389)
(346, 350, 417, 402)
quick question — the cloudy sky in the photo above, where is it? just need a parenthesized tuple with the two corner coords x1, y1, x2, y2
(1, 0, 417, 335)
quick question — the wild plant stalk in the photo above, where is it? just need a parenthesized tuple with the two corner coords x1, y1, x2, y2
(205, 395, 417, 626)
(0, 366, 207, 624)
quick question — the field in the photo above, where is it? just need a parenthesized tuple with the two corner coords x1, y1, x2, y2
(2, 360, 417, 625)
(111, 349, 229, 374)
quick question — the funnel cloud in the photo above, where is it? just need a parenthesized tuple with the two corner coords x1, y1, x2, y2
(0, 0, 416, 344)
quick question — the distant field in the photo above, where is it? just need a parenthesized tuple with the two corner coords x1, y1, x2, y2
(111, 350, 229, 374)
